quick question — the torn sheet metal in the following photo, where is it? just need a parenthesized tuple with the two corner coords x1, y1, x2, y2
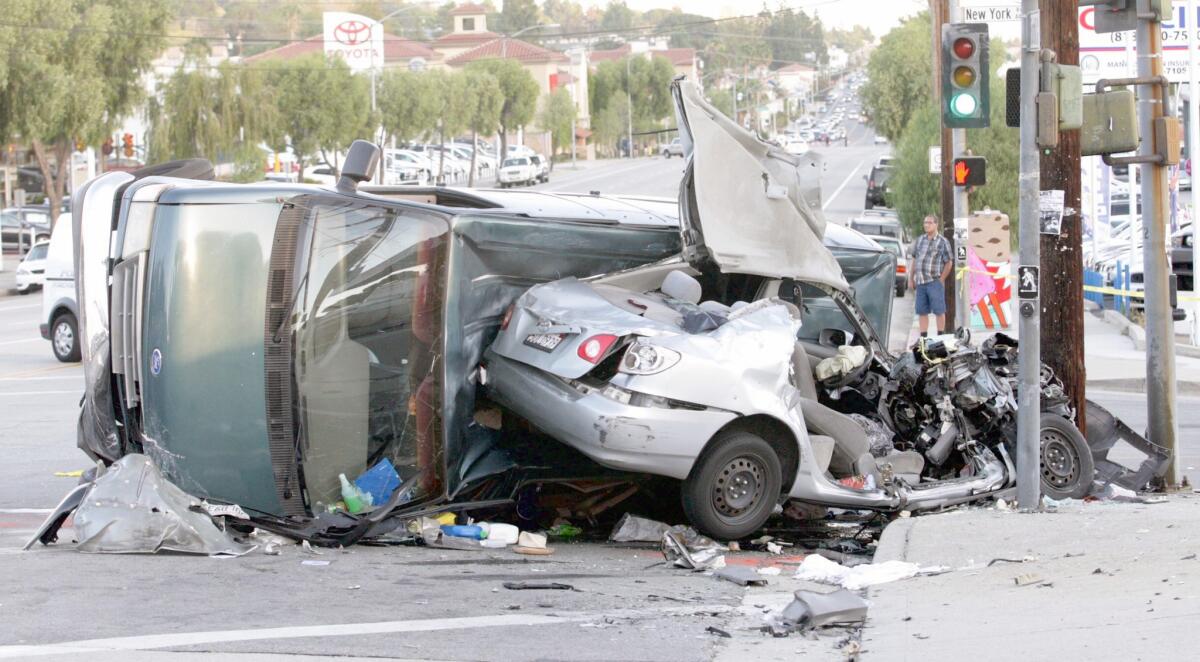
(768, 589, 868, 635)
(662, 530, 726, 570)
(1084, 399, 1171, 491)
(69, 454, 255, 556)
(713, 565, 768, 586)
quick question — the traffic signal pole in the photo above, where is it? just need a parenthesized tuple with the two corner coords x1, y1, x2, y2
(950, 0, 968, 333)
(1135, 0, 1181, 485)
(1017, 0, 1042, 510)
(933, 0, 958, 328)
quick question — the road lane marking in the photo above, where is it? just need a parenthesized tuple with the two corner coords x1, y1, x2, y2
(537, 158, 675, 192)
(0, 363, 80, 379)
(0, 337, 41, 346)
(0, 605, 733, 658)
(0, 390, 82, 396)
(0, 509, 53, 514)
(0, 375, 81, 381)
(822, 159, 866, 211)
(0, 302, 40, 312)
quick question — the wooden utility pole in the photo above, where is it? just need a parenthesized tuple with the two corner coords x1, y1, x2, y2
(1039, 1, 1086, 430)
(930, 0, 957, 325)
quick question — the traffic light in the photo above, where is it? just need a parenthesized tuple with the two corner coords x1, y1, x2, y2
(942, 23, 989, 128)
(952, 156, 986, 187)
(101, 137, 113, 156)
(122, 133, 134, 158)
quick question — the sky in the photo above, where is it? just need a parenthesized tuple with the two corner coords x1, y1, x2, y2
(575, 0, 930, 32)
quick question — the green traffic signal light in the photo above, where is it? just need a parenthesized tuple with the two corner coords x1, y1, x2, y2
(951, 92, 978, 117)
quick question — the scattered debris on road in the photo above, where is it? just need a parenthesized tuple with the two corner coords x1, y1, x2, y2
(765, 588, 869, 636)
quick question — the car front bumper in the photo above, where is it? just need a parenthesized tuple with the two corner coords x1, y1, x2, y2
(483, 350, 737, 480)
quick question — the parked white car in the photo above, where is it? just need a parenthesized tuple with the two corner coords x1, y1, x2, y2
(39, 214, 80, 362)
(497, 156, 537, 187)
(15, 239, 48, 294)
(529, 154, 550, 184)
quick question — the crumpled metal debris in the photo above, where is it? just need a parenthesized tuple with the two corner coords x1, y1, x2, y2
(610, 513, 674, 542)
(51, 454, 255, 556)
(766, 588, 869, 636)
(850, 413, 895, 458)
(794, 554, 946, 590)
(713, 565, 768, 586)
(662, 530, 726, 570)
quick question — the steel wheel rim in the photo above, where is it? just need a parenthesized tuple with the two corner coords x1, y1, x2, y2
(53, 321, 74, 357)
(1040, 429, 1079, 489)
(712, 456, 765, 518)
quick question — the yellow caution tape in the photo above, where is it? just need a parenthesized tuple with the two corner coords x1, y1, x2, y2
(54, 470, 84, 478)
(951, 266, 1200, 302)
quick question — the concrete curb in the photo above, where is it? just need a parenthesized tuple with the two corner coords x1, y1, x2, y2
(1093, 304, 1200, 359)
(871, 517, 915, 563)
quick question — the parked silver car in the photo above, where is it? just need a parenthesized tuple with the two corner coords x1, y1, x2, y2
(484, 81, 1099, 539)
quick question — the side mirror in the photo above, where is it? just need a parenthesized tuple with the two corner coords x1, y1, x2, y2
(338, 140, 380, 193)
(778, 277, 798, 304)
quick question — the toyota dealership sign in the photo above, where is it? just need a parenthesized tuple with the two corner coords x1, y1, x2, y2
(323, 12, 383, 72)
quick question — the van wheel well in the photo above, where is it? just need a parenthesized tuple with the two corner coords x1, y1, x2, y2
(715, 415, 799, 494)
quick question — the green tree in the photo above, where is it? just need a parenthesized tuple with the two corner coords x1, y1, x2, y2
(538, 88, 577, 159)
(462, 70, 504, 186)
(464, 59, 539, 164)
(762, 8, 825, 68)
(828, 25, 875, 53)
(707, 88, 734, 120)
(378, 69, 440, 146)
(591, 95, 628, 157)
(600, 1, 637, 32)
(496, 0, 540, 34)
(260, 55, 372, 174)
(861, 11, 932, 141)
(0, 0, 171, 221)
(542, 0, 589, 34)
(425, 69, 472, 181)
(589, 56, 675, 130)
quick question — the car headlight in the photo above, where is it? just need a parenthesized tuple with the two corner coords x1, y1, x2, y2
(619, 342, 681, 375)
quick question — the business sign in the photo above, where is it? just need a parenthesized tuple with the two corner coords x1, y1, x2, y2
(323, 12, 383, 72)
(1079, 3, 1200, 84)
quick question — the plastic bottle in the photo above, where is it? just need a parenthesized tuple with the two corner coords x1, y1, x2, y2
(339, 473, 364, 514)
(441, 524, 485, 539)
(478, 523, 519, 545)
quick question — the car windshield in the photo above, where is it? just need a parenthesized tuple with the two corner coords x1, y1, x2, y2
(503, 158, 528, 167)
(874, 238, 901, 255)
(291, 199, 450, 508)
(25, 242, 48, 260)
(852, 221, 900, 238)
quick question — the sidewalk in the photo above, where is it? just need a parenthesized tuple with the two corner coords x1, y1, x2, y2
(863, 495, 1200, 661)
(902, 302, 1200, 394)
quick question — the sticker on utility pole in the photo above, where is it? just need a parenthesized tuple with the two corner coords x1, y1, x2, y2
(929, 146, 941, 174)
(1017, 265, 1039, 299)
(1039, 189, 1065, 235)
(956, 243, 967, 262)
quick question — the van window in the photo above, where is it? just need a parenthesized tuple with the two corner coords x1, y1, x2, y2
(293, 200, 450, 507)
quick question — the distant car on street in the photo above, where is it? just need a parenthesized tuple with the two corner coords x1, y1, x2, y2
(863, 165, 893, 209)
(39, 214, 80, 362)
(497, 156, 537, 188)
(529, 154, 550, 183)
(14, 239, 48, 294)
(849, 210, 906, 243)
(873, 133, 889, 145)
(1, 206, 52, 252)
(660, 137, 684, 158)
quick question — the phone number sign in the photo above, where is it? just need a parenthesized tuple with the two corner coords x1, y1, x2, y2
(1079, 3, 1200, 84)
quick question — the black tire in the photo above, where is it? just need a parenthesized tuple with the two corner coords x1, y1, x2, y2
(865, 199, 874, 210)
(1039, 414, 1094, 500)
(51, 312, 81, 363)
(682, 429, 782, 540)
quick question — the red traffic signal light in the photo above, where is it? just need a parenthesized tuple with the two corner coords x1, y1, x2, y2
(952, 37, 975, 60)
(122, 133, 134, 158)
(953, 156, 986, 187)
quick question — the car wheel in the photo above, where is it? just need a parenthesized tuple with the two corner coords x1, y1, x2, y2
(1039, 414, 1094, 500)
(682, 429, 782, 539)
(864, 200, 874, 210)
(51, 312, 81, 363)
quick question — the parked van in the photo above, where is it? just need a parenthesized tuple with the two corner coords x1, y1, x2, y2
(39, 214, 79, 362)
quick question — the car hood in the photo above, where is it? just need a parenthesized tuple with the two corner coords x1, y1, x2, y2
(671, 81, 848, 291)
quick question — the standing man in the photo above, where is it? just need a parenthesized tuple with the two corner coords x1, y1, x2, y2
(909, 214, 953, 337)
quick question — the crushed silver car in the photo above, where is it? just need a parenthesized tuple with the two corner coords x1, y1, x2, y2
(484, 80, 1109, 539)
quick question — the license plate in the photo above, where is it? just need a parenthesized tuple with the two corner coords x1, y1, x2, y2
(523, 333, 565, 352)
